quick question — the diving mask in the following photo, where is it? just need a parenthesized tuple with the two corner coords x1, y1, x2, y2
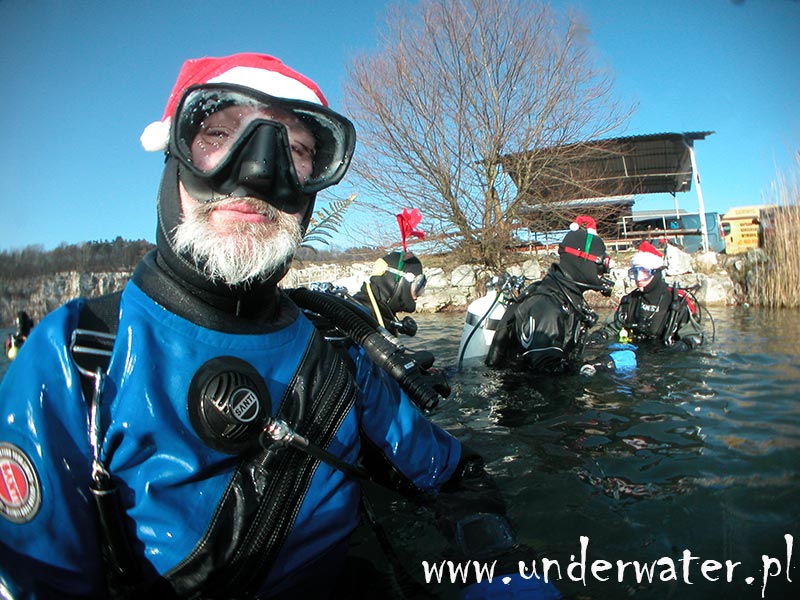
(628, 266, 655, 283)
(170, 84, 356, 210)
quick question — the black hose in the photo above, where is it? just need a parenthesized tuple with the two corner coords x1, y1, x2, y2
(288, 288, 441, 411)
(91, 480, 143, 593)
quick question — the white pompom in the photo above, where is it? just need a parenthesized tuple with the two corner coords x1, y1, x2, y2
(139, 118, 171, 152)
(569, 222, 579, 231)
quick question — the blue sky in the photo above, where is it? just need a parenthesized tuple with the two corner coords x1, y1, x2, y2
(1, 0, 798, 252)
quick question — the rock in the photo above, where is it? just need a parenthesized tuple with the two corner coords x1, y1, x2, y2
(424, 267, 449, 290)
(0, 248, 743, 325)
(693, 251, 718, 272)
(698, 273, 736, 305)
(520, 258, 542, 281)
(665, 245, 693, 275)
(0, 271, 131, 325)
(417, 289, 469, 312)
(450, 265, 476, 288)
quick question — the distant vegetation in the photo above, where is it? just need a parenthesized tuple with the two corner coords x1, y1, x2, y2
(0, 237, 154, 279)
(0, 194, 383, 280)
(746, 157, 800, 308)
(0, 237, 386, 281)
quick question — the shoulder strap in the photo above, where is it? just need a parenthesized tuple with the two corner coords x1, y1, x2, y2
(71, 291, 122, 403)
(79, 291, 123, 334)
(71, 290, 152, 596)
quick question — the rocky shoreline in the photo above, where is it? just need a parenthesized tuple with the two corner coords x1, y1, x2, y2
(285, 244, 748, 312)
(1, 245, 755, 325)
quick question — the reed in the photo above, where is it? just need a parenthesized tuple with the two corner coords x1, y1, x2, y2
(746, 156, 800, 308)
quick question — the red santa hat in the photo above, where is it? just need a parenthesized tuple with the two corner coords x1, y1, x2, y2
(140, 53, 328, 152)
(569, 215, 597, 235)
(632, 241, 665, 271)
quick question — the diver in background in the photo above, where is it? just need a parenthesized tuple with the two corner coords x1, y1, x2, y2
(486, 216, 613, 373)
(4, 310, 34, 360)
(593, 241, 704, 350)
(350, 249, 449, 398)
(353, 250, 427, 337)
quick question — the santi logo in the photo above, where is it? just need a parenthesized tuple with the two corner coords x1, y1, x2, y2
(0, 443, 41, 524)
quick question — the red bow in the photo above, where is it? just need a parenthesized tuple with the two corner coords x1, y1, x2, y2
(396, 208, 425, 251)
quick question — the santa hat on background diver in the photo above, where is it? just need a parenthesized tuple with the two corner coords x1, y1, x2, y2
(569, 215, 597, 234)
(631, 241, 665, 271)
(559, 215, 606, 262)
(557, 215, 610, 290)
(140, 53, 328, 152)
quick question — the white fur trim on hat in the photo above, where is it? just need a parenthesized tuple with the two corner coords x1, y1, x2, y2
(208, 66, 324, 105)
(140, 54, 328, 153)
(632, 242, 665, 270)
(139, 118, 171, 152)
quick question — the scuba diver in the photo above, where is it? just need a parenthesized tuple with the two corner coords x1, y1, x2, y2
(485, 216, 614, 373)
(4, 310, 34, 361)
(349, 249, 449, 399)
(353, 249, 427, 337)
(591, 241, 704, 350)
(0, 53, 558, 600)
(353, 207, 426, 337)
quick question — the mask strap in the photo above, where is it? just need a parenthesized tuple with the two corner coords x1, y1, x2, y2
(563, 245, 602, 263)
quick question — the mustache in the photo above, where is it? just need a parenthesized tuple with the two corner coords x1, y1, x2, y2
(173, 199, 302, 286)
(193, 197, 280, 219)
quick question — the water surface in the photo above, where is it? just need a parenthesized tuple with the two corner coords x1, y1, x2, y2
(2, 308, 797, 598)
(386, 306, 799, 599)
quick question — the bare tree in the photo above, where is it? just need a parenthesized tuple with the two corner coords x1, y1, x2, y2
(344, 0, 633, 266)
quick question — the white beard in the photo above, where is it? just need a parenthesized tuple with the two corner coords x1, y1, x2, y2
(173, 198, 302, 286)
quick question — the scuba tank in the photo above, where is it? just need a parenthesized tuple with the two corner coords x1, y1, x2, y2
(458, 292, 506, 365)
(457, 274, 525, 368)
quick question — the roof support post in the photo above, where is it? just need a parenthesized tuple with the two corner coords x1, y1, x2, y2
(684, 137, 710, 252)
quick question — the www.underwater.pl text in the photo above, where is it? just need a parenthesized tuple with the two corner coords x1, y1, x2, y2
(421, 534, 794, 597)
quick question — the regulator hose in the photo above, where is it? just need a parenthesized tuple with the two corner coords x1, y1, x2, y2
(288, 287, 442, 411)
(457, 290, 502, 372)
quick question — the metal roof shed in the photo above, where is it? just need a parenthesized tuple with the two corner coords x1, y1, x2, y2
(504, 131, 716, 250)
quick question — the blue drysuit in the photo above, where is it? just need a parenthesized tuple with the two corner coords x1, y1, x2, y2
(0, 281, 461, 598)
